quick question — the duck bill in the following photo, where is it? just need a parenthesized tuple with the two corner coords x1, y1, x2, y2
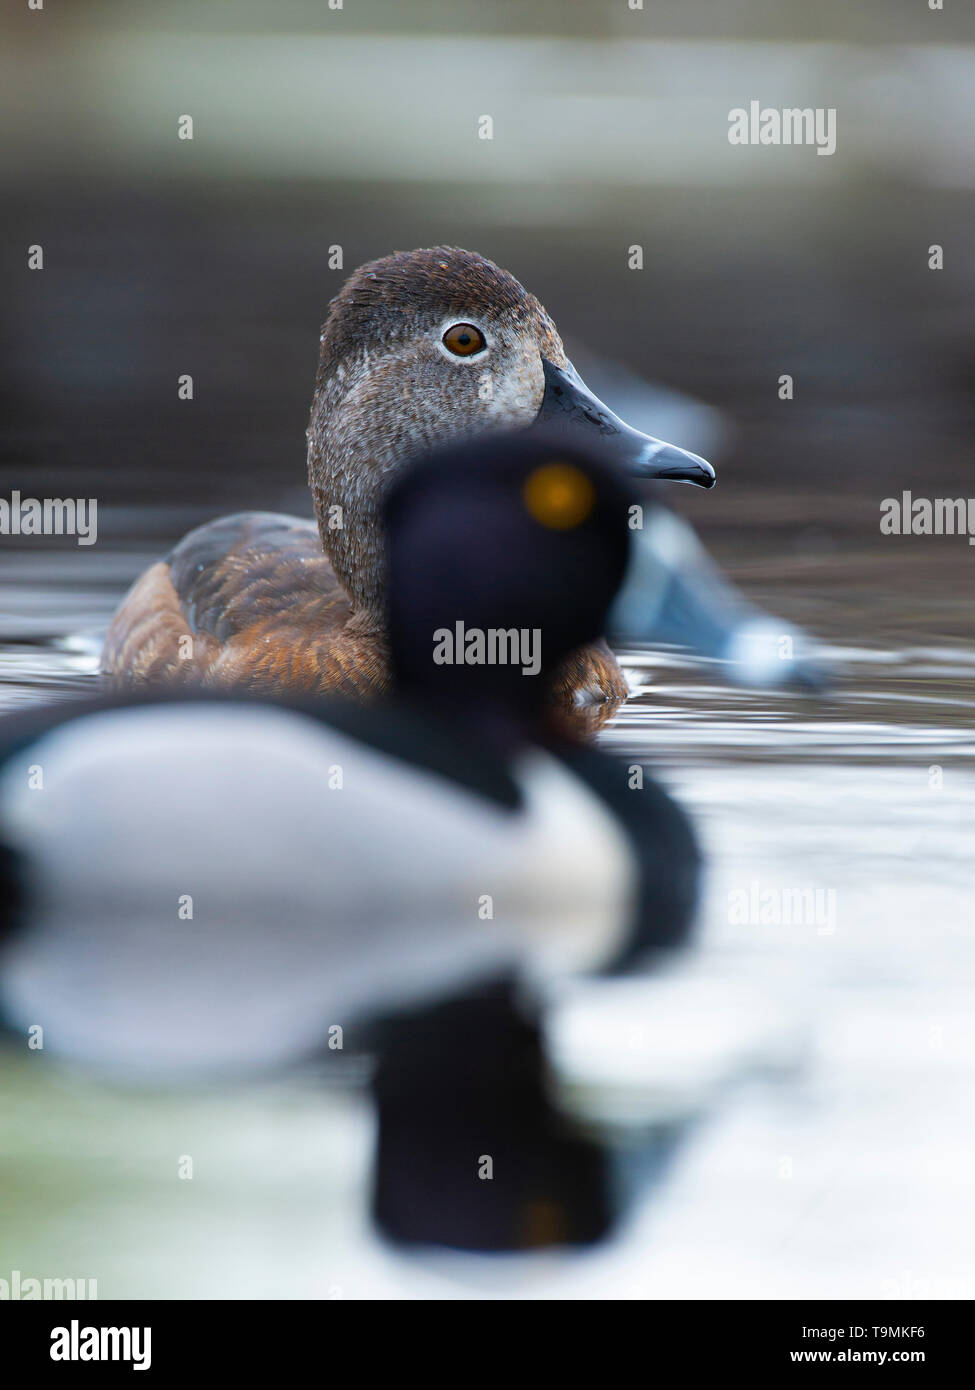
(537, 359, 716, 488)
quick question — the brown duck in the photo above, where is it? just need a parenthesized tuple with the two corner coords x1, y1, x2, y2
(103, 247, 714, 734)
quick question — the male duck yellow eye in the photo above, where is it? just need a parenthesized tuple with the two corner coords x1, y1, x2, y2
(442, 323, 486, 357)
(523, 462, 596, 530)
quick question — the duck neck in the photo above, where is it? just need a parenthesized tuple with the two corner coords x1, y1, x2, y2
(307, 385, 390, 622)
(311, 474, 386, 621)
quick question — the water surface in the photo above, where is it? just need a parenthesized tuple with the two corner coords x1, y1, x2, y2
(1, 512, 971, 1298)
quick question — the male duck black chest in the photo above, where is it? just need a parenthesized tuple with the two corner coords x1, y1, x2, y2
(102, 247, 714, 737)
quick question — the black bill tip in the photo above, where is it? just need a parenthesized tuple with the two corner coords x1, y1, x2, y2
(537, 358, 716, 489)
(640, 440, 716, 489)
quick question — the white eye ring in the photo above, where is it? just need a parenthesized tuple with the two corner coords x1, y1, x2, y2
(437, 319, 490, 363)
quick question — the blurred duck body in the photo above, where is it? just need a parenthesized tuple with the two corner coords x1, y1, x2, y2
(0, 695, 646, 1070)
(102, 247, 715, 735)
(0, 436, 700, 1254)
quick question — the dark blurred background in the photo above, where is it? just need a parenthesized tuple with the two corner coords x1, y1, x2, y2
(2, 0, 973, 649)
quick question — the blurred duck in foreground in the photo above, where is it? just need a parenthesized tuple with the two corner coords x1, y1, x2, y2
(1, 435, 700, 1253)
(102, 246, 721, 735)
(607, 503, 826, 691)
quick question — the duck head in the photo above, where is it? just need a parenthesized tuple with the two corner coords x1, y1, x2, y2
(307, 247, 713, 617)
(383, 430, 631, 736)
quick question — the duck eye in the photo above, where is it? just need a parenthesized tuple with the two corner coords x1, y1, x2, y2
(442, 323, 486, 357)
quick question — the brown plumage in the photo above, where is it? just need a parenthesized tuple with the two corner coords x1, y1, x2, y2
(103, 247, 631, 736)
(104, 513, 390, 699)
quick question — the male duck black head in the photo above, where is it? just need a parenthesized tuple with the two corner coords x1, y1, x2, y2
(383, 430, 632, 742)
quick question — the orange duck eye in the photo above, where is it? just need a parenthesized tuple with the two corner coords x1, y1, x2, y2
(442, 323, 486, 357)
